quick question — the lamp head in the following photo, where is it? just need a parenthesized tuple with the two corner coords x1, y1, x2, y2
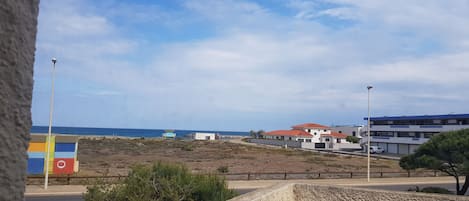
(51, 57, 57, 64)
(367, 86, 373, 90)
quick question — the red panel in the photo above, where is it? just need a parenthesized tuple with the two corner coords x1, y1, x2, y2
(53, 158, 74, 174)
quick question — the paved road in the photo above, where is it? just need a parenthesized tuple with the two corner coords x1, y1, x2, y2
(25, 195, 83, 201)
(25, 188, 256, 201)
(358, 183, 468, 195)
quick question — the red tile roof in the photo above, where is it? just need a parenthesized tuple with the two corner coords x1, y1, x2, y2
(292, 123, 329, 129)
(321, 132, 348, 139)
(265, 130, 312, 137)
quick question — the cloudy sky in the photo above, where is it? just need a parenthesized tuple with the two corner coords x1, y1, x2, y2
(32, 0, 469, 131)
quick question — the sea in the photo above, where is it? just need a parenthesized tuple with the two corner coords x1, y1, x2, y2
(30, 126, 249, 138)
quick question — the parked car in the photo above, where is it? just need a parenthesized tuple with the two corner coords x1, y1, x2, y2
(369, 146, 384, 154)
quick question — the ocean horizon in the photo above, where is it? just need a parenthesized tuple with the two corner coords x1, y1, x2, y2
(30, 126, 249, 138)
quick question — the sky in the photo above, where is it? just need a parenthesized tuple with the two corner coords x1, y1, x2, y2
(32, 0, 469, 131)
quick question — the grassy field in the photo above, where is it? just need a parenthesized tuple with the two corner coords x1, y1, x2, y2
(77, 137, 402, 176)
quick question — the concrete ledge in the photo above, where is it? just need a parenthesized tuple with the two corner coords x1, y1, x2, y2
(229, 183, 469, 201)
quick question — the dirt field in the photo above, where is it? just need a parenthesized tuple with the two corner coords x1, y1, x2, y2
(77, 137, 402, 176)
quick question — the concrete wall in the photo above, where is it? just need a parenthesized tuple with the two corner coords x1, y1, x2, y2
(249, 139, 302, 148)
(230, 183, 469, 201)
(0, 0, 39, 200)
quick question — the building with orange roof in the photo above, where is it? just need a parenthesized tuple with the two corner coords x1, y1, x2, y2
(260, 123, 352, 150)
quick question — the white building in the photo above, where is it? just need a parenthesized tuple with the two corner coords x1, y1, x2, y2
(361, 114, 469, 155)
(192, 132, 217, 140)
(263, 123, 349, 149)
(330, 125, 363, 138)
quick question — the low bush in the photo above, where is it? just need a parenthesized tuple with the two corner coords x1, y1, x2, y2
(407, 186, 453, 195)
(217, 166, 229, 173)
(83, 162, 237, 201)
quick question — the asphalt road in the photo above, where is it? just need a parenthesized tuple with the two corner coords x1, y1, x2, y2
(25, 183, 466, 200)
(25, 188, 256, 201)
(25, 195, 83, 201)
(357, 182, 468, 195)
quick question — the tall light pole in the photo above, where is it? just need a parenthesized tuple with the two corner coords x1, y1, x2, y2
(367, 85, 373, 182)
(44, 57, 57, 190)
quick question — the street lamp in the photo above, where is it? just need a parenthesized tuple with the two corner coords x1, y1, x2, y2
(367, 85, 373, 182)
(44, 57, 57, 190)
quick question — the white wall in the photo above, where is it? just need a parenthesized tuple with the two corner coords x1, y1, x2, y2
(330, 126, 363, 138)
(193, 132, 216, 140)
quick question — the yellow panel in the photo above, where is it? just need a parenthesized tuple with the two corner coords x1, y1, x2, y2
(74, 160, 79, 172)
(43, 136, 55, 173)
(28, 142, 46, 152)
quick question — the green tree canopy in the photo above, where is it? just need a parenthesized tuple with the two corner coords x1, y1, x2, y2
(346, 136, 360, 143)
(399, 129, 469, 195)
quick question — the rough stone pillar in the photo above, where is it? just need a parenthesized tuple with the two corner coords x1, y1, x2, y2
(0, 0, 39, 200)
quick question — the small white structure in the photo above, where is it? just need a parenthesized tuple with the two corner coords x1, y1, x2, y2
(192, 132, 216, 140)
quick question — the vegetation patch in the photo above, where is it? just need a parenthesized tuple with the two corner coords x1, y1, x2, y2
(84, 162, 236, 201)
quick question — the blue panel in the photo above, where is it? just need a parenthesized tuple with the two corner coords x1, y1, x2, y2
(54, 152, 75, 158)
(420, 125, 443, 128)
(390, 125, 410, 128)
(28, 152, 44, 158)
(55, 143, 75, 152)
(364, 113, 469, 121)
(28, 158, 44, 175)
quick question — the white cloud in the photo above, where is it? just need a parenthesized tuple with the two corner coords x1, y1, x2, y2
(33, 0, 469, 130)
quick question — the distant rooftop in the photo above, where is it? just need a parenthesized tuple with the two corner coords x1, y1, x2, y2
(291, 123, 328, 129)
(364, 113, 469, 121)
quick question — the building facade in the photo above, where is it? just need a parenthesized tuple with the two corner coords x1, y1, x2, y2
(330, 125, 364, 138)
(262, 123, 349, 149)
(361, 114, 469, 155)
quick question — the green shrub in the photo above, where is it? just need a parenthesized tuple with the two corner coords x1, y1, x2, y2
(84, 162, 237, 201)
(420, 187, 453, 194)
(345, 136, 359, 143)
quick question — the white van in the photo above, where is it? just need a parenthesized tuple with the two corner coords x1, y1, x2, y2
(369, 146, 384, 154)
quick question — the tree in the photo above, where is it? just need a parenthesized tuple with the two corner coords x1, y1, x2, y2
(346, 136, 359, 143)
(399, 129, 469, 195)
(249, 130, 265, 139)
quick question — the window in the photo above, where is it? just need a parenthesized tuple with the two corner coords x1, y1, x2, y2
(307, 129, 311, 133)
(397, 132, 416, 138)
(424, 133, 435, 138)
(352, 131, 356, 136)
(323, 130, 327, 132)
(325, 138, 330, 142)
(298, 139, 304, 142)
(314, 132, 317, 135)
(288, 137, 292, 140)
(338, 131, 342, 133)
(447, 119, 457, 124)
(337, 139, 341, 143)
(306, 139, 312, 142)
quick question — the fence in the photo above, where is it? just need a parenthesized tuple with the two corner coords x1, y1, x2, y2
(27, 170, 444, 185)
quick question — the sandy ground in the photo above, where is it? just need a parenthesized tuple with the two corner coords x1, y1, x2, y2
(76, 137, 402, 176)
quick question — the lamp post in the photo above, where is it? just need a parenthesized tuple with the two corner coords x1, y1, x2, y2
(367, 85, 373, 182)
(44, 57, 57, 190)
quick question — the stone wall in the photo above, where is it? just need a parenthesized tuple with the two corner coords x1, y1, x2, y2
(0, 0, 39, 200)
(229, 183, 469, 201)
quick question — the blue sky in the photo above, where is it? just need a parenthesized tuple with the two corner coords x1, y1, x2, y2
(32, 0, 469, 131)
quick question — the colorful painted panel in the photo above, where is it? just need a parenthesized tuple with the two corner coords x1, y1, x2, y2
(44, 136, 56, 173)
(28, 158, 44, 175)
(55, 143, 75, 152)
(28, 142, 45, 152)
(53, 158, 74, 174)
